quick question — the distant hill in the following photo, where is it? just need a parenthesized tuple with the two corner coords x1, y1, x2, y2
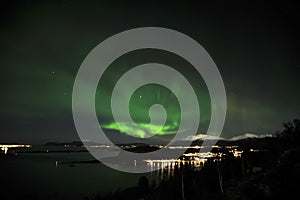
(43, 131, 275, 150)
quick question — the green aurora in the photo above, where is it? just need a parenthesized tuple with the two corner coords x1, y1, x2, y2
(1, 1, 299, 143)
(95, 50, 211, 138)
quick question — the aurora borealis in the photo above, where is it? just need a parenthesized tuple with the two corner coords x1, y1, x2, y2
(95, 49, 210, 139)
(1, 1, 300, 144)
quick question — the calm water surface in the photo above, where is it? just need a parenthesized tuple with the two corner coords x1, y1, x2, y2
(0, 151, 153, 200)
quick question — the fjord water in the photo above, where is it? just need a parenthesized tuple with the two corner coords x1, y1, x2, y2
(0, 149, 152, 200)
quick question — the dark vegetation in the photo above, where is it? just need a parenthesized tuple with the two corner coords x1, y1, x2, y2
(93, 119, 300, 200)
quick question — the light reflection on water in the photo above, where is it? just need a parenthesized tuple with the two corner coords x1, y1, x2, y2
(0, 144, 246, 199)
(145, 158, 207, 180)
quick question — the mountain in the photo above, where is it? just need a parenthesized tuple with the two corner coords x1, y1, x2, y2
(228, 133, 273, 141)
(183, 132, 273, 142)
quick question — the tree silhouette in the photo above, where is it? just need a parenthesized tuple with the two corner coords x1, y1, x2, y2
(278, 119, 300, 147)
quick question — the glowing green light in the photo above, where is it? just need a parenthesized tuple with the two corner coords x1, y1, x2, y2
(102, 121, 178, 138)
(95, 51, 211, 138)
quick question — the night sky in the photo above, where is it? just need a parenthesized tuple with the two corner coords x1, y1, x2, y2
(1, 1, 299, 144)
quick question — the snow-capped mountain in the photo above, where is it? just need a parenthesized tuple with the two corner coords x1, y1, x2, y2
(228, 133, 273, 141)
(183, 133, 273, 141)
(183, 134, 224, 141)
